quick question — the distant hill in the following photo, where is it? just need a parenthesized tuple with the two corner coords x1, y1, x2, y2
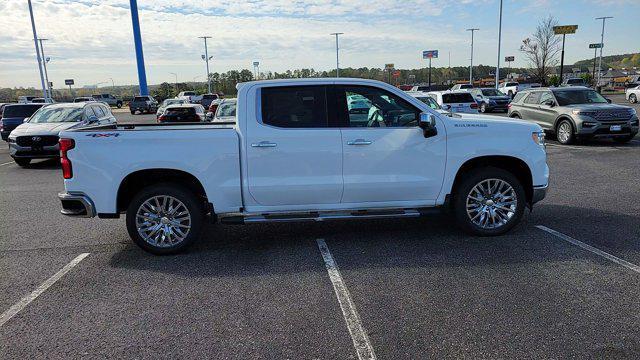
(573, 53, 640, 69)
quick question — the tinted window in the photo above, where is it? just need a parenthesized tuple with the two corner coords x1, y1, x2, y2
(133, 96, 149, 101)
(202, 94, 218, 100)
(166, 107, 196, 115)
(524, 92, 541, 104)
(261, 86, 327, 128)
(3, 104, 43, 118)
(337, 86, 419, 128)
(481, 89, 505, 96)
(460, 84, 473, 89)
(414, 96, 441, 110)
(442, 93, 475, 104)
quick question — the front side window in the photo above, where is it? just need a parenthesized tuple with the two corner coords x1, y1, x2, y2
(337, 86, 419, 128)
(414, 96, 441, 110)
(538, 91, 554, 105)
(261, 86, 327, 128)
(4, 104, 43, 118)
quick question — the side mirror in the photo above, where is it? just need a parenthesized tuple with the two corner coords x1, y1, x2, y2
(606, 98, 612, 103)
(543, 99, 555, 107)
(87, 115, 99, 124)
(23, 117, 30, 123)
(419, 113, 437, 138)
(476, 95, 483, 99)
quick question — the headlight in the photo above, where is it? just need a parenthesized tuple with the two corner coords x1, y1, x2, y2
(532, 131, 546, 146)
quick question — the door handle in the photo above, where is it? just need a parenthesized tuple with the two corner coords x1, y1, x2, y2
(347, 139, 372, 145)
(251, 141, 277, 148)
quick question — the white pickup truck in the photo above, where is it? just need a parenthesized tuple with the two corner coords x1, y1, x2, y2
(58, 78, 549, 254)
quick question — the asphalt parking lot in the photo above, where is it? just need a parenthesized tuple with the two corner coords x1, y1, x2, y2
(1, 97, 639, 358)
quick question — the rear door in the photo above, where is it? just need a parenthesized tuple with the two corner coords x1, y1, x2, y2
(519, 91, 541, 121)
(336, 85, 446, 204)
(245, 85, 343, 207)
(533, 90, 557, 129)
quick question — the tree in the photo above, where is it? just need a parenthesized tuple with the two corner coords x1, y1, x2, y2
(520, 15, 561, 85)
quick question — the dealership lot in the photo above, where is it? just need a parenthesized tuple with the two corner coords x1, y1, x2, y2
(1, 101, 640, 359)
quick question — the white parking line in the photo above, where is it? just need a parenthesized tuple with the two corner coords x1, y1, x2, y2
(536, 225, 640, 274)
(0, 253, 90, 327)
(0, 161, 14, 167)
(316, 239, 377, 360)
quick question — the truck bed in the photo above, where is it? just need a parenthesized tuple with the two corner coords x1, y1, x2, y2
(71, 122, 236, 132)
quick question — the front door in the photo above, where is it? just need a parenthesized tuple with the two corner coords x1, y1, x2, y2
(246, 85, 343, 206)
(335, 85, 446, 204)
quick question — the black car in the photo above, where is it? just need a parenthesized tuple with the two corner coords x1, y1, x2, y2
(469, 88, 511, 113)
(200, 94, 220, 109)
(1, 104, 45, 141)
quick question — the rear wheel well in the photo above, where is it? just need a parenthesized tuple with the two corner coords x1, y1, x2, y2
(117, 169, 209, 213)
(450, 156, 533, 205)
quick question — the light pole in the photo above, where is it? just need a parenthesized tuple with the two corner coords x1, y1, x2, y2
(595, 16, 613, 89)
(466, 28, 479, 85)
(495, 0, 503, 89)
(330, 33, 343, 77)
(27, 0, 48, 100)
(198, 36, 212, 93)
(169, 72, 177, 94)
(109, 77, 115, 90)
(37, 38, 53, 99)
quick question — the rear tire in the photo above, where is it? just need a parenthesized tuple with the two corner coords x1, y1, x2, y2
(480, 103, 487, 113)
(13, 158, 31, 167)
(454, 167, 526, 236)
(556, 119, 575, 145)
(510, 113, 521, 119)
(126, 183, 205, 255)
(117, 102, 123, 108)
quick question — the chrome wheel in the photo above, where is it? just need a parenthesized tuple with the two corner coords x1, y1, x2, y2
(135, 195, 191, 248)
(557, 122, 572, 143)
(466, 178, 517, 229)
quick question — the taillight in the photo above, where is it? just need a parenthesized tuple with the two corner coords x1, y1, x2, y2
(59, 138, 75, 179)
(158, 115, 166, 122)
(507, 103, 512, 109)
(470, 103, 478, 109)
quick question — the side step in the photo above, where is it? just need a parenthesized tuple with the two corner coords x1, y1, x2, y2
(220, 208, 425, 225)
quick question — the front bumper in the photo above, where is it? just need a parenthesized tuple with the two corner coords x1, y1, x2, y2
(58, 192, 96, 218)
(576, 116, 639, 138)
(9, 142, 59, 159)
(532, 184, 548, 205)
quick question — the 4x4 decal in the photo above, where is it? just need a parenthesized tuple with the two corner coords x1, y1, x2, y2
(86, 133, 120, 138)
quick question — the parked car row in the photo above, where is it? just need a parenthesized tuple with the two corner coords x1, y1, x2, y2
(1, 101, 116, 166)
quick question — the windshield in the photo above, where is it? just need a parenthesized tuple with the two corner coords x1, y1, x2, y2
(481, 89, 505, 96)
(29, 106, 83, 123)
(162, 99, 183, 107)
(554, 89, 608, 106)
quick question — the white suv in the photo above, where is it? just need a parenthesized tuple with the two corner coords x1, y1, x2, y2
(426, 91, 479, 114)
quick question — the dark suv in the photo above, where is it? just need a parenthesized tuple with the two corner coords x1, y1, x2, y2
(1, 104, 45, 141)
(508, 87, 638, 144)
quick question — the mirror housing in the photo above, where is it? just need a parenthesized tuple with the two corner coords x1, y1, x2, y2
(418, 113, 438, 138)
(87, 115, 99, 124)
(606, 98, 612, 103)
(543, 99, 555, 107)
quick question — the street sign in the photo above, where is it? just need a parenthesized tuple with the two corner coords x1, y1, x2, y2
(422, 50, 438, 59)
(505, 56, 515, 62)
(384, 63, 394, 70)
(589, 43, 603, 49)
(553, 25, 578, 35)
(392, 70, 401, 77)
(253, 61, 260, 66)
(64, 79, 74, 85)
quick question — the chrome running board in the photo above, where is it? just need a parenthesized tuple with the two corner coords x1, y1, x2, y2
(220, 208, 423, 224)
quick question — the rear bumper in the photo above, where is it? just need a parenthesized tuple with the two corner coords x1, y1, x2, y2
(58, 192, 96, 218)
(532, 184, 548, 205)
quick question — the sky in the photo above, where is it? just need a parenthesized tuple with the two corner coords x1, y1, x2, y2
(0, 0, 638, 89)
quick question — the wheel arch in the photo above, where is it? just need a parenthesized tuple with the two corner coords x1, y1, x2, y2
(450, 155, 534, 206)
(554, 115, 577, 133)
(117, 168, 211, 214)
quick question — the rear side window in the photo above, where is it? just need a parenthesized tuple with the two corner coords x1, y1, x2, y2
(512, 92, 527, 103)
(3, 104, 43, 118)
(261, 86, 327, 128)
(442, 93, 475, 103)
(524, 92, 541, 104)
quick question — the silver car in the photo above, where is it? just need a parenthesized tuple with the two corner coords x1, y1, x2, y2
(8, 102, 116, 166)
(508, 87, 638, 144)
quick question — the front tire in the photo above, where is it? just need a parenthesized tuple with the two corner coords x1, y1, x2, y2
(454, 167, 526, 236)
(556, 119, 575, 145)
(14, 158, 31, 167)
(117, 102, 123, 108)
(480, 103, 487, 113)
(629, 94, 637, 104)
(126, 183, 204, 255)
